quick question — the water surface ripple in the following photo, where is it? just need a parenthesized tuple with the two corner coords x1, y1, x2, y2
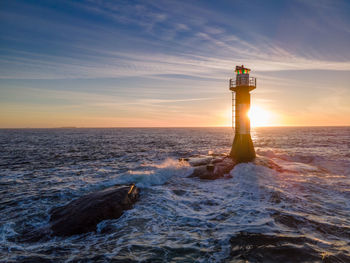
(0, 127, 349, 262)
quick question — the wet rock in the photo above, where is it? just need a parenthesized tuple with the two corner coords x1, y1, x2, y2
(49, 184, 139, 236)
(188, 156, 213, 167)
(211, 157, 224, 164)
(254, 156, 284, 172)
(189, 165, 213, 179)
(213, 157, 236, 176)
(189, 156, 235, 180)
(206, 164, 215, 171)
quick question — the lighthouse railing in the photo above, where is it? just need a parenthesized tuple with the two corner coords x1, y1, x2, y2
(229, 77, 256, 89)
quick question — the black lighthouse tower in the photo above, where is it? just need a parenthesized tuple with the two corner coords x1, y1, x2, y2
(229, 65, 256, 163)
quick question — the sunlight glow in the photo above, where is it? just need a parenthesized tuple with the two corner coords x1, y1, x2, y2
(248, 105, 272, 127)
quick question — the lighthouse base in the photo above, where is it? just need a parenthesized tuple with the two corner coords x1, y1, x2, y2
(230, 134, 255, 163)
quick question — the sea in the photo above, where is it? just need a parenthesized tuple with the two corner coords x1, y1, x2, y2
(0, 127, 349, 263)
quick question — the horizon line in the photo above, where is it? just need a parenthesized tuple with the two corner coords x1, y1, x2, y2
(0, 125, 349, 129)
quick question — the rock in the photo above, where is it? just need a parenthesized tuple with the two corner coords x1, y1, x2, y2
(189, 157, 236, 180)
(206, 164, 215, 171)
(254, 156, 285, 172)
(188, 156, 213, 166)
(49, 184, 139, 236)
(212, 157, 236, 177)
(211, 157, 224, 164)
(189, 165, 213, 179)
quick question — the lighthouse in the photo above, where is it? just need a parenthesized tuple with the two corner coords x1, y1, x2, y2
(229, 65, 256, 162)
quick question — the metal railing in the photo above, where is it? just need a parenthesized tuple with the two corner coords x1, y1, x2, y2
(229, 77, 256, 88)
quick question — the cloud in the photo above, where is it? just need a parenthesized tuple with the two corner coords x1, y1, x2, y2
(1, 0, 350, 81)
(2, 44, 350, 81)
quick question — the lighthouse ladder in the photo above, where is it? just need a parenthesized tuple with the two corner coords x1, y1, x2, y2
(232, 91, 235, 132)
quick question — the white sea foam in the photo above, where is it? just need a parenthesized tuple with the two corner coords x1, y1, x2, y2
(275, 159, 319, 172)
(230, 162, 278, 205)
(112, 158, 192, 187)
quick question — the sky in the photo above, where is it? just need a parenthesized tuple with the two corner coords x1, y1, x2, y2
(0, 0, 350, 128)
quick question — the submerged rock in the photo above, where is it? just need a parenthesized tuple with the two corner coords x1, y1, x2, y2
(49, 184, 139, 236)
(253, 155, 284, 172)
(230, 232, 322, 262)
(188, 156, 236, 180)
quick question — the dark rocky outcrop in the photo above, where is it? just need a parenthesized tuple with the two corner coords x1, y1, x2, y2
(188, 156, 236, 180)
(187, 153, 288, 180)
(49, 184, 139, 236)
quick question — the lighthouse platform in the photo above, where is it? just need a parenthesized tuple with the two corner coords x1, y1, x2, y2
(229, 77, 256, 91)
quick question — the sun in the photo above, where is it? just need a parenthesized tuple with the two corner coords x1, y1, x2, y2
(247, 105, 272, 127)
(224, 105, 276, 127)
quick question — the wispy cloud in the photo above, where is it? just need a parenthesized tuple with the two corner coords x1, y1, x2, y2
(0, 0, 349, 127)
(2, 44, 350, 81)
(1, 2, 350, 81)
(1, 0, 350, 81)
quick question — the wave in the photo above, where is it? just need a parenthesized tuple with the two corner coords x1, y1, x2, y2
(109, 158, 192, 188)
(230, 231, 350, 263)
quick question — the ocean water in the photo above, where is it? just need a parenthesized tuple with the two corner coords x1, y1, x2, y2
(0, 127, 349, 262)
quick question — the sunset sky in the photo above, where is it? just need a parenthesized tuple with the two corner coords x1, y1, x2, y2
(1, 0, 350, 128)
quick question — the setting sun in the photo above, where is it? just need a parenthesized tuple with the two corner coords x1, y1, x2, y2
(248, 105, 272, 127)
